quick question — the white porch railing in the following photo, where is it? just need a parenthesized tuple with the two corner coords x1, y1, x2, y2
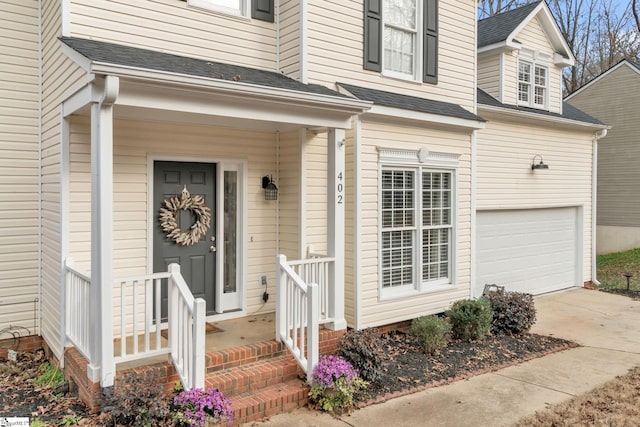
(64, 260, 206, 390)
(286, 255, 335, 325)
(65, 258, 92, 361)
(276, 254, 320, 379)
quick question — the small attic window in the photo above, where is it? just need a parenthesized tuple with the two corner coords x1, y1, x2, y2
(518, 60, 548, 109)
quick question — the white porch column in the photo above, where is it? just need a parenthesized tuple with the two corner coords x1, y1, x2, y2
(88, 76, 119, 387)
(327, 128, 347, 330)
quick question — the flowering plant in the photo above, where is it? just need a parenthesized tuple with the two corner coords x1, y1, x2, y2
(173, 388, 233, 426)
(308, 355, 367, 414)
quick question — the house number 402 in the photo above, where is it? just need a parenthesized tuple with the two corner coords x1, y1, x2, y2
(337, 172, 344, 204)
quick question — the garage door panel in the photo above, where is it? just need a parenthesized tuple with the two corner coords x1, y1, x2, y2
(477, 208, 579, 296)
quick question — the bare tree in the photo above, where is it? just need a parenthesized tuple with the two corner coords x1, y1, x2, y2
(478, 0, 640, 94)
(478, 0, 528, 17)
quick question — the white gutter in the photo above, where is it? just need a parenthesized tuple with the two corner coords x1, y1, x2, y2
(87, 62, 372, 113)
(592, 128, 608, 286)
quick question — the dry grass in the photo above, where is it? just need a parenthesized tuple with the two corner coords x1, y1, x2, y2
(516, 367, 640, 426)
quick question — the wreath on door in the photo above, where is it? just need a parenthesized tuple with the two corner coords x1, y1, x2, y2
(159, 186, 211, 246)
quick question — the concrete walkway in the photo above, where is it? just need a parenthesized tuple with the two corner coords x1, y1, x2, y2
(252, 288, 640, 426)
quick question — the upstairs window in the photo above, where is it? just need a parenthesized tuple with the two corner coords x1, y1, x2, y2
(518, 60, 547, 109)
(187, 0, 273, 22)
(364, 0, 438, 84)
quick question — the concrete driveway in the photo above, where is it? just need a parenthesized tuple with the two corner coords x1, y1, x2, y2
(252, 288, 640, 427)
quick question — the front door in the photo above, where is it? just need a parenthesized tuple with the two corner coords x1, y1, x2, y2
(154, 161, 216, 316)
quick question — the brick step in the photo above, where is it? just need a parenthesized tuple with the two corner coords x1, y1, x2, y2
(205, 339, 287, 371)
(230, 379, 309, 426)
(205, 353, 304, 397)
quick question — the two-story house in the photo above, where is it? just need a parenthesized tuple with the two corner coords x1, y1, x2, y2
(0, 0, 606, 422)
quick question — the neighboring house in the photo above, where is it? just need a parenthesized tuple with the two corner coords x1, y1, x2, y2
(474, 1, 607, 296)
(566, 60, 640, 255)
(0, 0, 606, 420)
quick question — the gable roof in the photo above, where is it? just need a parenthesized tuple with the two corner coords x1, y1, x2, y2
(565, 59, 640, 100)
(338, 83, 484, 122)
(478, 1, 574, 66)
(477, 88, 604, 126)
(478, 1, 542, 48)
(60, 37, 347, 98)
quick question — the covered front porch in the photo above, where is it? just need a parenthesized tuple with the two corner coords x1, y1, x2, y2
(58, 37, 370, 391)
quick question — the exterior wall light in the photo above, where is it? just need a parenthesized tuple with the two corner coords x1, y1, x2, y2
(531, 155, 549, 170)
(262, 175, 278, 200)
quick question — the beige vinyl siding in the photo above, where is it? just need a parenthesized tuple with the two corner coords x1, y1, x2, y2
(566, 65, 640, 228)
(305, 0, 476, 113)
(0, 0, 40, 333)
(303, 132, 328, 255)
(278, 0, 301, 80)
(68, 117, 279, 316)
(502, 51, 518, 105)
(278, 129, 301, 259)
(358, 121, 472, 328)
(69, 0, 277, 71)
(40, 0, 88, 357)
(475, 114, 594, 282)
(477, 53, 501, 101)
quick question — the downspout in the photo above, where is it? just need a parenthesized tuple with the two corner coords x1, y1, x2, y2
(37, 0, 43, 339)
(276, 131, 280, 257)
(591, 128, 607, 286)
(470, 130, 477, 298)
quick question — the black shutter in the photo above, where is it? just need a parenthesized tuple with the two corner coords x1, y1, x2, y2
(252, 0, 274, 22)
(364, 0, 382, 72)
(423, 0, 438, 84)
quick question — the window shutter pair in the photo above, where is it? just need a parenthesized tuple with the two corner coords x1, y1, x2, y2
(363, 0, 438, 84)
(252, 0, 274, 22)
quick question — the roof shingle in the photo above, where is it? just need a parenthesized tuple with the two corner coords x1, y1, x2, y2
(338, 83, 484, 122)
(478, 1, 542, 48)
(60, 36, 346, 98)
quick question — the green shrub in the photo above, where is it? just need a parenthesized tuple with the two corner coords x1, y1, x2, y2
(410, 315, 451, 355)
(446, 299, 493, 341)
(336, 328, 383, 382)
(485, 289, 536, 335)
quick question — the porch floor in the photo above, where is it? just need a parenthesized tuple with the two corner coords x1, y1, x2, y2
(206, 312, 276, 352)
(116, 312, 276, 371)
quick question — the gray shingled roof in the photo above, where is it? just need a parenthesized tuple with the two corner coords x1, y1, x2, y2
(477, 88, 603, 125)
(478, 1, 542, 48)
(60, 37, 347, 98)
(338, 83, 484, 122)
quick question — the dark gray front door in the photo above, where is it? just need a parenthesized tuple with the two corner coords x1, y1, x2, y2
(154, 161, 216, 316)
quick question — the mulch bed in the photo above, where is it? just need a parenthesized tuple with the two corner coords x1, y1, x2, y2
(0, 332, 576, 425)
(355, 330, 577, 405)
(0, 349, 91, 425)
(599, 287, 640, 300)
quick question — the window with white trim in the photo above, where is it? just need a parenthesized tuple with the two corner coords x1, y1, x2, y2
(383, 0, 419, 78)
(518, 60, 547, 108)
(188, 0, 247, 17)
(378, 148, 456, 297)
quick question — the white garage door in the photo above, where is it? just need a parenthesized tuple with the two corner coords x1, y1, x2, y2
(476, 207, 580, 296)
